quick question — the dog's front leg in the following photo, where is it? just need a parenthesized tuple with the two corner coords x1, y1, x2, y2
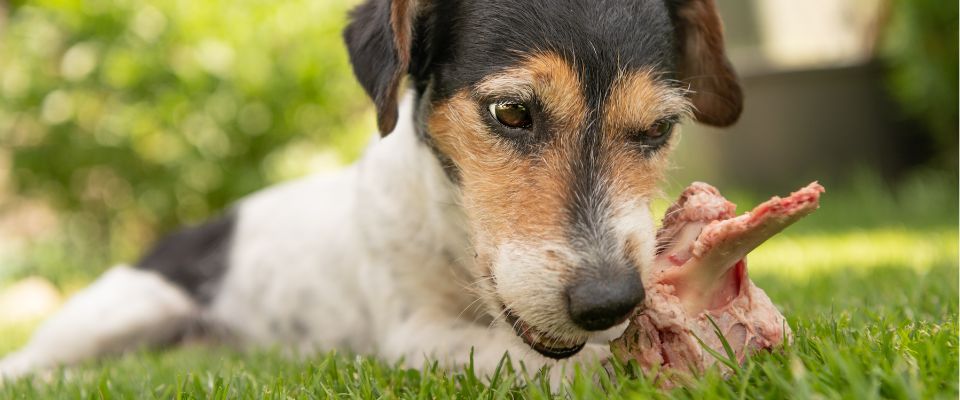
(380, 311, 610, 383)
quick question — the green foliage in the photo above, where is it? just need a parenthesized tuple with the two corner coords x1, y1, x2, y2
(0, 0, 372, 260)
(880, 0, 959, 168)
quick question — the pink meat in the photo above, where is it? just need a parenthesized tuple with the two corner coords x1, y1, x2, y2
(610, 182, 824, 385)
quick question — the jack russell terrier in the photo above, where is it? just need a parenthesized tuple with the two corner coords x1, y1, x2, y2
(0, 0, 742, 381)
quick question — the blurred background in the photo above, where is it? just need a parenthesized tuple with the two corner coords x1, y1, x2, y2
(0, 0, 955, 319)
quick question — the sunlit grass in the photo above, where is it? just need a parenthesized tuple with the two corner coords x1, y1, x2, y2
(750, 228, 958, 277)
(1, 225, 956, 399)
(2, 172, 957, 398)
(0, 267, 954, 399)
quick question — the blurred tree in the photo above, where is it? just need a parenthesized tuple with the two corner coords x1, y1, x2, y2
(880, 0, 959, 169)
(0, 0, 372, 261)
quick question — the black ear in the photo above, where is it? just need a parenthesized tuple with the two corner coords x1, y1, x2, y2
(344, 0, 418, 135)
(668, 0, 743, 127)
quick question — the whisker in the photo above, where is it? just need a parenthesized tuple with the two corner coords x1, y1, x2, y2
(487, 307, 511, 330)
(459, 275, 495, 290)
(455, 296, 487, 321)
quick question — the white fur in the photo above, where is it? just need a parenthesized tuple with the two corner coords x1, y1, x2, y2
(1, 95, 616, 383)
(611, 198, 658, 282)
(210, 95, 613, 376)
(0, 266, 196, 380)
(493, 242, 587, 343)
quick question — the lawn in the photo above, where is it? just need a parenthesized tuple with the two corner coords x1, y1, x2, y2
(1, 174, 957, 399)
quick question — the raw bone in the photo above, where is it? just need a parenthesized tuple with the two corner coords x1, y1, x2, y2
(610, 182, 824, 385)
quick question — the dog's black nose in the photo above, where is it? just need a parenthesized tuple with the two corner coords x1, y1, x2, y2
(567, 271, 644, 331)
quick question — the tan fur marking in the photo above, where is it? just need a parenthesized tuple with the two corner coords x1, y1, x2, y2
(602, 68, 687, 192)
(429, 93, 571, 241)
(474, 53, 587, 136)
(602, 70, 688, 266)
(604, 69, 692, 136)
(428, 53, 587, 247)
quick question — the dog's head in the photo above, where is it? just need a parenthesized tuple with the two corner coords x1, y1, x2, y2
(345, 0, 741, 359)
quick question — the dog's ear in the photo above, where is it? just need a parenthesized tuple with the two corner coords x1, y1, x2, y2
(668, 0, 743, 127)
(344, 0, 418, 135)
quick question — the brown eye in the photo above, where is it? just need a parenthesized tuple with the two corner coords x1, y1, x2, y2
(631, 119, 675, 151)
(646, 120, 674, 138)
(489, 102, 533, 129)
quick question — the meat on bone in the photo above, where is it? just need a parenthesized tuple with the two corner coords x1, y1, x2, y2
(610, 181, 824, 386)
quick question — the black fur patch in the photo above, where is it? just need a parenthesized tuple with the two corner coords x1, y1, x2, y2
(400, 0, 680, 183)
(420, 0, 677, 103)
(343, 0, 406, 133)
(136, 211, 236, 304)
(404, 0, 680, 244)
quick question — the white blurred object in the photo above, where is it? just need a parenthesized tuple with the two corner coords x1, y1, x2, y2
(755, 0, 884, 69)
(0, 277, 62, 324)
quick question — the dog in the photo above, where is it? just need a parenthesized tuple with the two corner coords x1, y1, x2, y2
(0, 0, 741, 382)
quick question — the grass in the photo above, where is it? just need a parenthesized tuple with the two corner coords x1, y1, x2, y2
(1, 171, 957, 399)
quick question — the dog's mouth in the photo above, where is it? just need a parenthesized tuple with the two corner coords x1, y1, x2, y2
(503, 308, 585, 359)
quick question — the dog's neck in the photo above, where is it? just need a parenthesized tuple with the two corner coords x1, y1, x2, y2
(353, 93, 480, 315)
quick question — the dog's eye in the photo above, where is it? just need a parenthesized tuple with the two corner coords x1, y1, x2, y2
(636, 120, 675, 144)
(489, 102, 533, 130)
(645, 120, 674, 139)
(630, 119, 675, 151)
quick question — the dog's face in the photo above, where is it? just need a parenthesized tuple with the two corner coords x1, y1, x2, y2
(427, 54, 687, 358)
(345, 0, 742, 359)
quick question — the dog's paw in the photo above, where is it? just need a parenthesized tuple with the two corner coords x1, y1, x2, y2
(0, 351, 35, 384)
